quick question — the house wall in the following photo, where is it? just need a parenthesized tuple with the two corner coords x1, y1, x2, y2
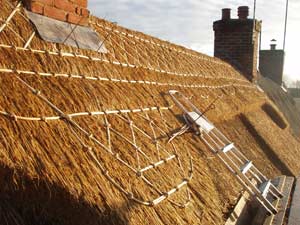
(213, 6, 261, 82)
(22, 0, 90, 26)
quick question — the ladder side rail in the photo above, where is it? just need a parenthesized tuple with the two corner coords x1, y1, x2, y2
(212, 129, 267, 180)
(250, 164, 269, 183)
(268, 188, 283, 199)
(205, 133, 250, 177)
(269, 183, 284, 198)
(209, 127, 232, 145)
(255, 198, 277, 215)
(212, 127, 250, 161)
(214, 133, 267, 184)
(208, 130, 250, 172)
(249, 170, 265, 184)
(169, 93, 190, 115)
(229, 147, 253, 169)
(229, 147, 248, 165)
(227, 150, 249, 173)
(220, 141, 268, 183)
(221, 151, 251, 180)
(216, 154, 256, 195)
(230, 145, 252, 162)
(173, 92, 214, 125)
(203, 134, 247, 175)
(177, 92, 206, 117)
(221, 152, 271, 200)
(204, 132, 225, 153)
(204, 121, 277, 197)
(201, 134, 219, 154)
(208, 131, 249, 171)
(249, 171, 266, 185)
(209, 129, 231, 148)
(214, 127, 233, 143)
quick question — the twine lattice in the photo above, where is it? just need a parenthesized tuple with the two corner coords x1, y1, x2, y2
(0, 0, 252, 85)
(8, 74, 193, 207)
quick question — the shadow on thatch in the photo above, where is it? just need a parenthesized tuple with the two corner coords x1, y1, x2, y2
(0, 165, 130, 225)
(239, 114, 293, 176)
(258, 76, 300, 137)
(261, 103, 287, 130)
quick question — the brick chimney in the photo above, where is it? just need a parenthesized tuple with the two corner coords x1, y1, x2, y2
(259, 40, 285, 86)
(213, 6, 261, 82)
(23, 0, 90, 26)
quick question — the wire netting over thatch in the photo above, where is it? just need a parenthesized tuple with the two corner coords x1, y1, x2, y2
(1, 0, 300, 224)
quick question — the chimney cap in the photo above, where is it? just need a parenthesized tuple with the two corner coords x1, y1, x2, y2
(222, 8, 231, 20)
(270, 39, 277, 50)
(238, 6, 249, 20)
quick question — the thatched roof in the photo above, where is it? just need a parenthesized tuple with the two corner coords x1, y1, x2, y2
(258, 76, 300, 136)
(1, 0, 300, 224)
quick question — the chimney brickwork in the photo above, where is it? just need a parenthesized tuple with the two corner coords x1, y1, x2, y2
(23, 0, 90, 26)
(213, 6, 261, 82)
(259, 43, 285, 86)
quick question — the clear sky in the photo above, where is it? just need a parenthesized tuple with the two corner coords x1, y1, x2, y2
(89, 0, 300, 83)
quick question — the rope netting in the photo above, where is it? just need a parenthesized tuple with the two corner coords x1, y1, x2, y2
(5, 75, 193, 207)
(91, 22, 227, 66)
(0, 0, 255, 86)
(0, 0, 260, 208)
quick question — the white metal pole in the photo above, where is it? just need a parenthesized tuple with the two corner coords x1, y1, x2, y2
(283, 0, 289, 51)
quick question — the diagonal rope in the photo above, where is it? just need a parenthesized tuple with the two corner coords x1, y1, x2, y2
(0, 1, 22, 33)
(0, 2, 249, 84)
(13, 75, 193, 208)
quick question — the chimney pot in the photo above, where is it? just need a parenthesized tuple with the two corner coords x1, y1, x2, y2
(222, 8, 231, 20)
(270, 39, 277, 50)
(238, 6, 249, 20)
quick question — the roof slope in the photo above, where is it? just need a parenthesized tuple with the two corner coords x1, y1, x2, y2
(1, 1, 300, 224)
(259, 76, 300, 136)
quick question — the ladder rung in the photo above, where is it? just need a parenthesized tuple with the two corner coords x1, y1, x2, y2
(222, 143, 234, 153)
(259, 180, 272, 198)
(240, 161, 253, 174)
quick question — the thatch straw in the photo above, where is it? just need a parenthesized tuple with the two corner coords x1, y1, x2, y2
(1, 0, 300, 224)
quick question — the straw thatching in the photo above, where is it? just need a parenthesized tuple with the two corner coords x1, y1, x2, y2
(1, 0, 300, 224)
(258, 76, 300, 136)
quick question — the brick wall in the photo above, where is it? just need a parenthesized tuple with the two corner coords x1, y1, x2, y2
(213, 6, 261, 82)
(23, 0, 90, 26)
(260, 48, 284, 86)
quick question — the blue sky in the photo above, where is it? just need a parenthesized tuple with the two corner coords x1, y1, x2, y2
(89, 0, 300, 82)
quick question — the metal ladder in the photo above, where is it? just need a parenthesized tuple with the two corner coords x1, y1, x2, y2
(168, 90, 283, 215)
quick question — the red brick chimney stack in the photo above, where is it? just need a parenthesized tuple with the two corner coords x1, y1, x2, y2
(23, 0, 90, 26)
(213, 6, 261, 82)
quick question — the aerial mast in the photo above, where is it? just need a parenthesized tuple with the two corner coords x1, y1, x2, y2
(283, 0, 289, 51)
